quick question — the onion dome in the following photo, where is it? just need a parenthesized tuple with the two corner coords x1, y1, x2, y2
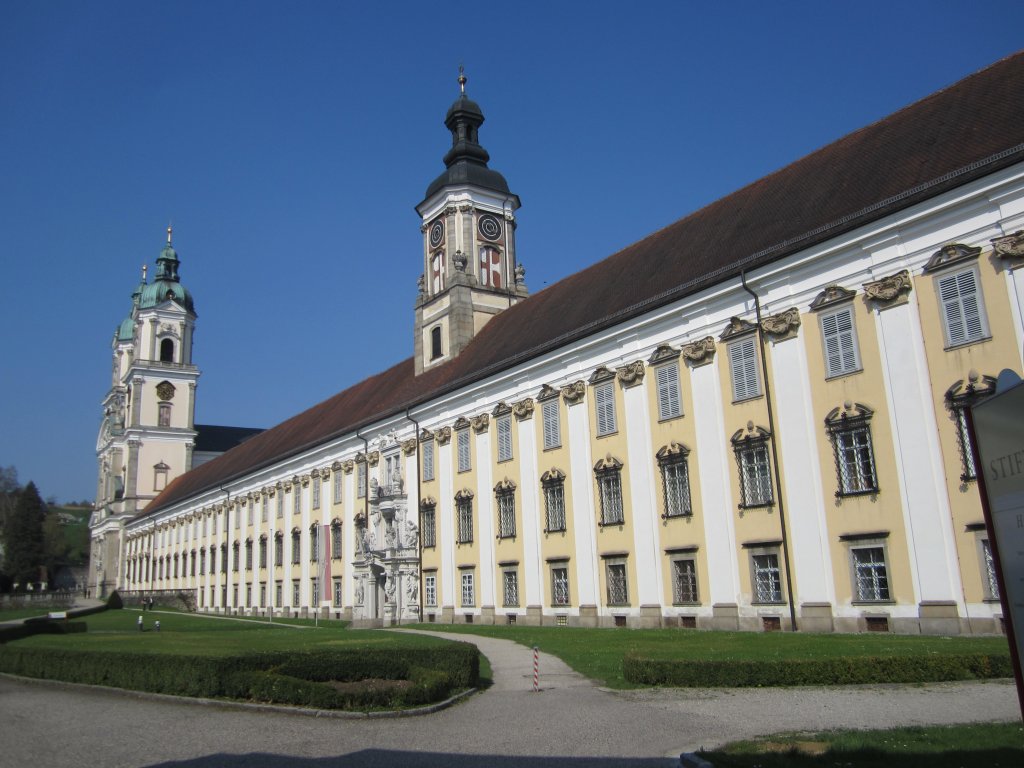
(137, 227, 195, 313)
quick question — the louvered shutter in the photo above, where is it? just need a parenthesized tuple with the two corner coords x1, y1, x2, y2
(542, 399, 560, 449)
(821, 307, 858, 377)
(595, 382, 616, 435)
(729, 337, 760, 400)
(939, 269, 984, 345)
(656, 364, 681, 420)
(497, 415, 513, 461)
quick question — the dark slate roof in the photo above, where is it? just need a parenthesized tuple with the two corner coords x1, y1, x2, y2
(194, 424, 265, 454)
(144, 52, 1024, 517)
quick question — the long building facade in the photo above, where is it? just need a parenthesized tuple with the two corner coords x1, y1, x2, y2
(108, 56, 1024, 633)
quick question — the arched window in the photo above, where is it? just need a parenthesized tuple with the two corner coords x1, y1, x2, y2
(160, 338, 175, 363)
(431, 326, 442, 360)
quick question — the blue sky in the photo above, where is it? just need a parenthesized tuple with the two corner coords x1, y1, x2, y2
(1, 1, 1022, 503)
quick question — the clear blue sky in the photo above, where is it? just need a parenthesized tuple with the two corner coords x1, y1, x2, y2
(1, 1, 1021, 503)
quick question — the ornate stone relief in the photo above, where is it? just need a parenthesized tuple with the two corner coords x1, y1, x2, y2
(760, 307, 801, 342)
(401, 438, 418, 456)
(656, 441, 690, 462)
(436, 426, 452, 445)
(540, 467, 565, 484)
(537, 383, 559, 401)
(494, 477, 517, 493)
(492, 401, 512, 417)
(158, 323, 180, 338)
(355, 452, 366, 464)
(300, 475, 310, 487)
(453, 417, 470, 431)
(419, 428, 434, 442)
(616, 360, 646, 388)
(367, 451, 380, 467)
(331, 460, 343, 472)
(681, 337, 716, 367)
(809, 284, 856, 311)
(588, 366, 616, 385)
(923, 242, 982, 273)
(155, 381, 176, 401)
(420, 496, 437, 511)
(561, 380, 586, 405)
(512, 397, 535, 420)
(593, 454, 623, 473)
(471, 413, 490, 433)
(992, 231, 1024, 264)
(453, 250, 468, 272)
(719, 317, 757, 341)
(342, 460, 354, 474)
(730, 422, 771, 445)
(647, 344, 679, 365)
(863, 270, 913, 308)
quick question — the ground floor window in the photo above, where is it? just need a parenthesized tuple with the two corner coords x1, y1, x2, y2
(502, 568, 519, 607)
(671, 557, 698, 604)
(333, 577, 343, 607)
(424, 573, 437, 607)
(604, 559, 629, 605)
(851, 546, 890, 602)
(751, 550, 782, 603)
(981, 538, 1000, 600)
(292, 580, 301, 606)
(461, 570, 475, 607)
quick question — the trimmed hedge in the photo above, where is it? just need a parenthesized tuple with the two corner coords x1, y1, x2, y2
(0, 642, 479, 710)
(623, 652, 1013, 687)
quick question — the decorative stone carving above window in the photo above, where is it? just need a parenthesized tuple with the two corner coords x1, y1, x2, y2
(420, 496, 437, 511)
(419, 428, 434, 442)
(471, 414, 490, 433)
(494, 477, 517, 493)
(453, 417, 470, 431)
(656, 441, 690, 462)
(298, 474, 308, 487)
(863, 270, 912, 308)
(155, 381, 176, 401)
(681, 337, 716, 367)
(648, 344, 679, 365)
(341, 460, 354, 474)
(436, 426, 452, 445)
(923, 242, 982, 273)
(561, 380, 586, 405)
(537, 384, 559, 401)
(282, 481, 293, 492)
(512, 397, 535, 420)
(540, 467, 566, 483)
(992, 231, 1024, 264)
(492, 401, 512, 417)
(367, 451, 380, 467)
(810, 284, 857, 311)
(594, 454, 623, 473)
(719, 317, 757, 341)
(616, 360, 646, 388)
(401, 438, 418, 456)
(589, 366, 616, 385)
(760, 308, 801, 342)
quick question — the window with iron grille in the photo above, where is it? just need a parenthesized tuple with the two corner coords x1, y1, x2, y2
(232, 543, 240, 572)
(275, 581, 282, 606)
(311, 577, 319, 605)
(541, 469, 566, 532)
(310, 525, 319, 562)
(312, 478, 321, 509)
(246, 586, 251, 607)
(333, 471, 343, 504)
(752, 552, 782, 603)
(496, 482, 516, 539)
(820, 306, 861, 378)
(274, 533, 284, 567)
(981, 538, 1000, 600)
(260, 583, 266, 606)
(292, 580, 300, 605)
(657, 443, 692, 517)
(424, 573, 438, 607)
(259, 537, 267, 568)
(729, 336, 761, 401)
(190, 550, 197, 577)
(852, 546, 890, 601)
(594, 456, 624, 525)
(594, 381, 617, 436)
(291, 530, 301, 564)
(420, 501, 437, 548)
(422, 440, 435, 481)
(542, 398, 561, 449)
(605, 562, 629, 605)
(671, 558, 698, 603)
(497, 414, 513, 462)
(502, 569, 519, 607)
(945, 376, 995, 481)
(656, 363, 682, 420)
(461, 571, 475, 607)
(551, 565, 570, 606)
(333, 577, 343, 607)
(219, 545, 227, 573)
(826, 405, 878, 496)
(937, 267, 989, 347)
(245, 540, 253, 570)
(331, 523, 342, 559)
(732, 429, 773, 508)
(456, 491, 474, 544)
(457, 429, 471, 472)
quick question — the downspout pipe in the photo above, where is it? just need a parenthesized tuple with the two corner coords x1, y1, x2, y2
(405, 407, 423, 623)
(740, 271, 799, 632)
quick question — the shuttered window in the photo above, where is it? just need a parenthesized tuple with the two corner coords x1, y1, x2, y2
(595, 381, 617, 436)
(656, 364, 681, 420)
(938, 268, 987, 346)
(497, 415, 513, 462)
(542, 399, 561, 449)
(729, 337, 760, 401)
(457, 430, 471, 472)
(820, 306, 860, 378)
(421, 440, 435, 481)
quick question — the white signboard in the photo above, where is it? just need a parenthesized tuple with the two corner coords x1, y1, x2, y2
(973, 377, 1024, 687)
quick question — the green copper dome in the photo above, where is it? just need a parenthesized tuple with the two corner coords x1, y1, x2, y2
(116, 315, 136, 342)
(137, 235, 195, 313)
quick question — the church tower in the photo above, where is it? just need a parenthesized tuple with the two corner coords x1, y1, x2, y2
(90, 228, 199, 597)
(414, 70, 528, 375)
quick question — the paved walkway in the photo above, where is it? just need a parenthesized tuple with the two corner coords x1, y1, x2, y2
(0, 628, 1019, 767)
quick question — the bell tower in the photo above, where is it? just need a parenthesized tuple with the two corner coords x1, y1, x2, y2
(414, 69, 528, 375)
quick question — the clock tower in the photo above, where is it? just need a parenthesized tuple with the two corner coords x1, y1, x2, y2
(414, 69, 528, 375)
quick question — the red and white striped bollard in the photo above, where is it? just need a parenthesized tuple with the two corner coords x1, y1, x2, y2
(532, 646, 539, 692)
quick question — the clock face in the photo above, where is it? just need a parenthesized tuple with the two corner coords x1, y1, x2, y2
(428, 219, 445, 249)
(477, 213, 502, 242)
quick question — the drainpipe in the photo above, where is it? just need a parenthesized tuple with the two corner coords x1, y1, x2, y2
(405, 407, 423, 623)
(740, 271, 798, 632)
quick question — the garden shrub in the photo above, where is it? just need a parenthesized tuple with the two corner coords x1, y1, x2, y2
(622, 652, 1013, 687)
(106, 591, 123, 609)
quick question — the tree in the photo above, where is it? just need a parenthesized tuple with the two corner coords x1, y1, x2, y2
(0, 465, 19, 529)
(3, 481, 47, 587)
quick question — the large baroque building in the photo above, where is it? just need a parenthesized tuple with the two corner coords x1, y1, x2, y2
(104, 56, 1024, 633)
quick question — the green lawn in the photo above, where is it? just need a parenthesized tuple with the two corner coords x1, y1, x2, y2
(700, 722, 1024, 767)
(12, 609, 456, 655)
(411, 624, 1012, 688)
(0, 606, 70, 622)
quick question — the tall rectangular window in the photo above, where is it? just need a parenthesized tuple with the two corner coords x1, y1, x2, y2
(542, 398, 561, 449)
(331, 524, 342, 559)
(333, 471, 343, 504)
(735, 439, 773, 508)
(729, 336, 760, 401)
(261, 496, 268, 523)
(981, 539, 1000, 600)
(312, 479, 321, 510)
(832, 424, 878, 495)
(275, 581, 282, 606)
(496, 484, 516, 539)
(752, 552, 782, 603)
(259, 538, 267, 568)
(245, 540, 252, 570)
(502, 569, 519, 607)
(937, 268, 988, 347)
(461, 570, 475, 607)
(274, 534, 283, 567)
(421, 505, 437, 548)
(656, 364, 682, 420)
(292, 486, 301, 516)
(457, 430, 471, 472)
(310, 526, 319, 562)
(671, 558, 698, 604)
(551, 565, 570, 606)
(852, 546, 890, 602)
(333, 578, 343, 607)
(820, 306, 861, 378)
(595, 381, 617, 436)
(292, 580, 300, 606)
(311, 577, 319, 606)
(658, 447, 692, 517)
(357, 463, 367, 498)
(158, 403, 171, 427)
(276, 492, 284, 519)
(291, 530, 301, 564)
(497, 415, 513, 462)
(456, 493, 474, 544)
(246, 502, 253, 527)
(424, 573, 437, 607)
(422, 440, 435, 482)
(543, 474, 566, 532)
(595, 461, 624, 525)
(605, 562, 629, 605)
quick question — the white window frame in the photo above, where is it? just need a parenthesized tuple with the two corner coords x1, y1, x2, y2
(542, 398, 561, 450)
(735, 438, 773, 508)
(594, 381, 617, 436)
(422, 440, 435, 482)
(656, 363, 682, 420)
(936, 266, 989, 348)
(605, 559, 629, 606)
(497, 414, 513, 462)
(550, 563, 570, 607)
(457, 429, 471, 473)
(333, 577, 343, 607)
(670, 556, 699, 604)
(424, 573, 437, 607)
(850, 544, 891, 602)
(820, 305, 861, 378)
(750, 549, 783, 603)
(460, 570, 475, 607)
(729, 335, 761, 402)
(831, 421, 878, 496)
(502, 568, 520, 607)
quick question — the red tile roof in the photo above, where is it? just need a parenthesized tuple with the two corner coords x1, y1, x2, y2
(144, 51, 1024, 516)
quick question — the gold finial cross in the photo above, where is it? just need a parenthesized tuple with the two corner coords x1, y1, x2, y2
(458, 64, 467, 94)
(142, 264, 148, 282)
(166, 224, 173, 245)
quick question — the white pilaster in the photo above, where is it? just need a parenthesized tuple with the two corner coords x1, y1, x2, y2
(475, 430, 495, 609)
(567, 399, 599, 607)
(621, 380, 662, 606)
(517, 413, 542, 607)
